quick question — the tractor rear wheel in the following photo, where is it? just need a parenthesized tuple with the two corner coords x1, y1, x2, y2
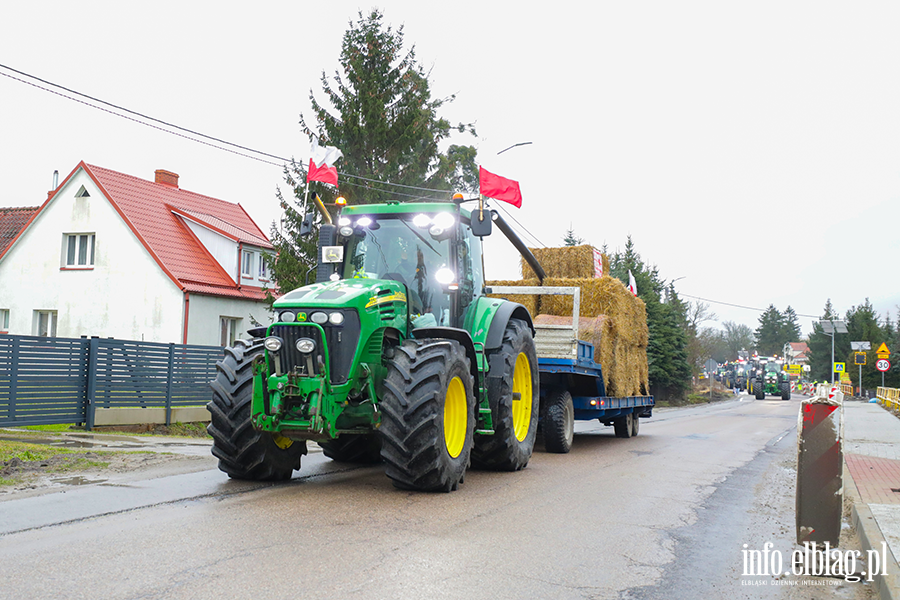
(320, 435, 382, 463)
(207, 339, 306, 480)
(614, 413, 633, 438)
(473, 319, 540, 469)
(541, 388, 574, 453)
(379, 338, 475, 492)
(780, 382, 791, 401)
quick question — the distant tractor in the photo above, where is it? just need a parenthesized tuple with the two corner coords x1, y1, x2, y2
(751, 358, 791, 400)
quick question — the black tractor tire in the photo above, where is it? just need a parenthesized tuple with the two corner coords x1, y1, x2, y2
(780, 382, 791, 401)
(614, 412, 633, 438)
(755, 382, 765, 400)
(320, 435, 382, 463)
(207, 339, 306, 480)
(541, 388, 574, 454)
(631, 411, 641, 437)
(379, 338, 475, 492)
(473, 319, 540, 469)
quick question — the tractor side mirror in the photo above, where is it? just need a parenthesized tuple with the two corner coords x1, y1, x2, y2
(470, 210, 492, 237)
(299, 214, 313, 237)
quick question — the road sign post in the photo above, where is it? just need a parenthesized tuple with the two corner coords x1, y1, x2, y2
(705, 358, 718, 402)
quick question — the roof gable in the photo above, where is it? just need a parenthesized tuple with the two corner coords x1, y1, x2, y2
(78, 162, 270, 300)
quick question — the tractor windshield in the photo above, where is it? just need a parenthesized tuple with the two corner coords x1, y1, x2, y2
(343, 214, 455, 327)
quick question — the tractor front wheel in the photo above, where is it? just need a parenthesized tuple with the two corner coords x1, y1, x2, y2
(207, 339, 306, 480)
(780, 382, 791, 401)
(473, 319, 540, 469)
(379, 338, 475, 492)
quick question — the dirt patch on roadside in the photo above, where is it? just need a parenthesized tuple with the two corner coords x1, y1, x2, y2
(0, 450, 213, 497)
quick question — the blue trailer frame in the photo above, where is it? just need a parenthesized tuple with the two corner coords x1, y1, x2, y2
(537, 339, 654, 423)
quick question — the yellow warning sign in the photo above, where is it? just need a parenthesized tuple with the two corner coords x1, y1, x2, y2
(876, 342, 890, 357)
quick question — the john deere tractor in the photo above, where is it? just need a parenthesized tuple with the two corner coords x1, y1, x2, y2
(751, 358, 791, 400)
(208, 199, 544, 492)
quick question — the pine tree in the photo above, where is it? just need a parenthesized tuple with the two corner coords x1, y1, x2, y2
(562, 226, 584, 246)
(268, 9, 478, 300)
(754, 305, 786, 356)
(807, 299, 839, 381)
(781, 306, 802, 342)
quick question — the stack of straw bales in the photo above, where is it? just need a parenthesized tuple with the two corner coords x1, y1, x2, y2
(488, 248, 649, 397)
(520, 244, 609, 279)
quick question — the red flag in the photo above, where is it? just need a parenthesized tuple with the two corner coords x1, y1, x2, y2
(479, 166, 522, 208)
(307, 158, 339, 186)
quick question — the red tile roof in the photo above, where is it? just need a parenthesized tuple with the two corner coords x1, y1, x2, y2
(0, 206, 40, 258)
(73, 162, 272, 299)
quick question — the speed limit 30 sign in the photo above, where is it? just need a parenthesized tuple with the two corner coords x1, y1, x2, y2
(876, 359, 891, 372)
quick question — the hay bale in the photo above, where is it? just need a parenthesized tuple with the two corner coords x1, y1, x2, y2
(486, 279, 541, 316)
(521, 245, 606, 279)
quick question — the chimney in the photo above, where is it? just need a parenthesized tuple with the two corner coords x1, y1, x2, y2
(155, 169, 179, 188)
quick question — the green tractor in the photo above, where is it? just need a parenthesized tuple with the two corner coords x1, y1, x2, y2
(751, 358, 791, 400)
(208, 199, 544, 492)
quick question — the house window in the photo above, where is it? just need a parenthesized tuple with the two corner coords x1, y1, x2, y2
(34, 310, 58, 337)
(242, 250, 253, 277)
(220, 317, 241, 346)
(258, 253, 270, 280)
(64, 233, 96, 267)
(0, 309, 9, 333)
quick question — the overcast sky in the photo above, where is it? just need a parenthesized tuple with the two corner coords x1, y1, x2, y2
(3, 1, 899, 338)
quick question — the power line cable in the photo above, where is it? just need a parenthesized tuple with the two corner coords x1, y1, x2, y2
(678, 293, 820, 319)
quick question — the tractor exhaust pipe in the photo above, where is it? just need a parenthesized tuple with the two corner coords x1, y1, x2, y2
(490, 210, 545, 283)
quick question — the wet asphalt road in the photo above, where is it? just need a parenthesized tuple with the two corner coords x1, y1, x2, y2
(0, 395, 873, 599)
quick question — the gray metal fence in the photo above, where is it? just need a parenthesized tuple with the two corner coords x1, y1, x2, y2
(0, 334, 223, 429)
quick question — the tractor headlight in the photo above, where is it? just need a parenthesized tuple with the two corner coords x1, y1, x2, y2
(433, 213, 456, 229)
(295, 338, 316, 354)
(413, 214, 431, 228)
(329, 312, 344, 325)
(310, 311, 329, 324)
(339, 226, 354, 237)
(357, 217, 373, 227)
(435, 267, 455, 284)
(264, 337, 283, 352)
(279, 310, 295, 322)
(338, 217, 351, 227)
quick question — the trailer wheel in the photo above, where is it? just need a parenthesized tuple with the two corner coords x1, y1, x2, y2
(472, 319, 540, 470)
(208, 339, 306, 480)
(320, 435, 382, 463)
(631, 411, 641, 437)
(379, 338, 474, 492)
(541, 389, 574, 453)
(614, 413, 633, 438)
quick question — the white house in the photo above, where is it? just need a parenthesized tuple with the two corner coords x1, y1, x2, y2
(0, 162, 276, 346)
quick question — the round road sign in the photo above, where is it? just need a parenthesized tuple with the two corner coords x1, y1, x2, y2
(876, 359, 891, 372)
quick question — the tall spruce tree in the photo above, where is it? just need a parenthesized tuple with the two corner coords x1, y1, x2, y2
(268, 9, 477, 299)
(807, 299, 839, 381)
(755, 304, 786, 356)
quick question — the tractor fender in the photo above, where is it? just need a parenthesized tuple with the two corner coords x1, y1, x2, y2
(484, 302, 534, 352)
(411, 326, 480, 385)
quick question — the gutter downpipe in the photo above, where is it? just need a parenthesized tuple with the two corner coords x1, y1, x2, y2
(182, 291, 190, 344)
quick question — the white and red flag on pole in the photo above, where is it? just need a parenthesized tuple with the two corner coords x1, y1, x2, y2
(307, 140, 343, 186)
(479, 166, 522, 208)
(628, 270, 638, 296)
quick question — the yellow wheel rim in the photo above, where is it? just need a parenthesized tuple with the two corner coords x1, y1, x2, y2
(444, 376, 467, 458)
(272, 433, 293, 450)
(512, 352, 533, 442)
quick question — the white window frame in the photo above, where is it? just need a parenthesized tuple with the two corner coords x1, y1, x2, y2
(258, 253, 270, 280)
(34, 310, 58, 337)
(220, 317, 241, 346)
(0, 308, 9, 333)
(64, 233, 96, 268)
(242, 250, 253, 277)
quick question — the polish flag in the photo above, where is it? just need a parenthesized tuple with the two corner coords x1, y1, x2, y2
(307, 140, 343, 186)
(479, 166, 522, 208)
(628, 270, 638, 296)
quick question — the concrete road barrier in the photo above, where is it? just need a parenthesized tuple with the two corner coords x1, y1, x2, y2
(796, 386, 843, 545)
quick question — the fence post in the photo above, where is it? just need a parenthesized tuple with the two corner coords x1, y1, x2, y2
(165, 343, 174, 426)
(9, 337, 19, 421)
(85, 337, 99, 431)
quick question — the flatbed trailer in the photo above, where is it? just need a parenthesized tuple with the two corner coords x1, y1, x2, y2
(489, 285, 654, 453)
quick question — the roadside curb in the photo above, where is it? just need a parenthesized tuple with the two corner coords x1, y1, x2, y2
(843, 461, 900, 600)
